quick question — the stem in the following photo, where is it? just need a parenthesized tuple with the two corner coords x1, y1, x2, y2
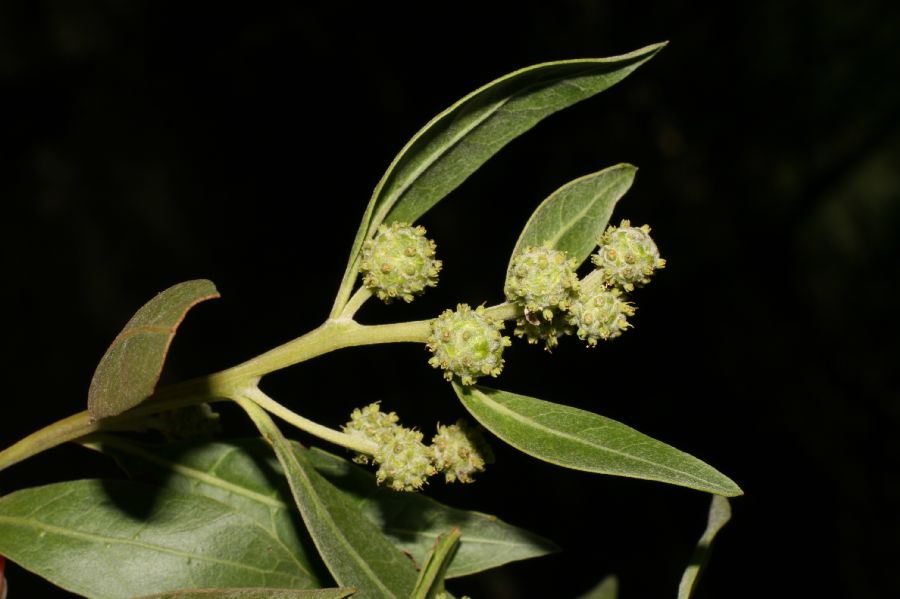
(339, 286, 373, 320)
(242, 386, 377, 455)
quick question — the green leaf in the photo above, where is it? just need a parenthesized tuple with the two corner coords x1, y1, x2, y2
(677, 496, 732, 599)
(88, 280, 220, 420)
(411, 529, 461, 599)
(306, 446, 558, 578)
(236, 398, 418, 599)
(82, 435, 324, 586)
(136, 588, 355, 599)
(454, 385, 743, 496)
(576, 575, 619, 599)
(506, 164, 636, 274)
(0, 479, 315, 599)
(332, 43, 666, 315)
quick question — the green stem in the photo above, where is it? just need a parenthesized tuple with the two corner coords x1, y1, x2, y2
(339, 287, 373, 320)
(242, 386, 377, 455)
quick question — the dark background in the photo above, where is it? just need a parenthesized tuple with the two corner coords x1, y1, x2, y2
(2, 1, 899, 597)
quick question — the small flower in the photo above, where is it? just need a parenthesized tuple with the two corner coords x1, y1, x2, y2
(568, 287, 635, 346)
(427, 304, 512, 385)
(505, 244, 580, 319)
(431, 420, 493, 483)
(360, 222, 442, 303)
(591, 220, 665, 291)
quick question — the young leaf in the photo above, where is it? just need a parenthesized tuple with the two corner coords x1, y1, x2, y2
(677, 496, 732, 599)
(411, 529, 461, 599)
(453, 384, 742, 497)
(136, 589, 356, 599)
(331, 43, 666, 316)
(506, 164, 636, 274)
(88, 280, 220, 420)
(236, 398, 418, 598)
(0, 479, 315, 599)
(82, 435, 324, 585)
(576, 575, 619, 599)
(306, 446, 558, 578)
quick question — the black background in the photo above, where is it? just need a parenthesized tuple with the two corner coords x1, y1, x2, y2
(2, 1, 899, 597)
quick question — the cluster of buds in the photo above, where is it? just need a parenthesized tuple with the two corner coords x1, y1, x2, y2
(426, 304, 512, 385)
(344, 403, 490, 491)
(505, 220, 665, 349)
(360, 222, 442, 303)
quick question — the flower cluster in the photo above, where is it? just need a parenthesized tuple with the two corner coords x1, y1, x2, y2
(426, 304, 511, 385)
(360, 222, 441, 303)
(344, 403, 490, 491)
(504, 220, 665, 349)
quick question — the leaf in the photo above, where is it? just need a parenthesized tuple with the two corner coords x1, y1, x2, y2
(236, 398, 418, 599)
(454, 385, 743, 497)
(506, 164, 636, 274)
(88, 280, 220, 420)
(82, 435, 324, 586)
(677, 496, 732, 599)
(306, 446, 558, 578)
(88, 436, 555, 581)
(332, 43, 666, 315)
(411, 529, 461, 599)
(0, 479, 315, 599)
(576, 575, 619, 599)
(136, 588, 355, 599)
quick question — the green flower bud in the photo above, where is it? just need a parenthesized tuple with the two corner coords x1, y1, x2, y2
(591, 220, 666, 291)
(343, 402, 436, 491)
(360, 222, 442, 303)
(568, 287, 635, 346)
(513, 307, 574, 351)
(431, 419, 493, 483)
(505, 244, 579, 318)
(373, 426, 437, 492)
(427, 304, 512, 385)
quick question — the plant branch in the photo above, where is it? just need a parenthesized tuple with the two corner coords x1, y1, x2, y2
(242, 386, 377, 455)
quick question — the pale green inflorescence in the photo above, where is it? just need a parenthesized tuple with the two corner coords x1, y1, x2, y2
(343, 402, 436, 491)
(431, 420, 493, 484)
(360, 222, 442, 303)
(505, 244, 580, 320)
(427, 304, 511, 385)
(591, 219, 666, 291)
(513, 308, 574, 351)
(568, 287, 635, 346)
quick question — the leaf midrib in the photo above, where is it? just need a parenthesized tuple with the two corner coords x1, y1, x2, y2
(471, 389, 725, 489)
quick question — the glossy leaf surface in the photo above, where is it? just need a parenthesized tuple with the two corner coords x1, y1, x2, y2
(0, 479, 314, 599)
(88, 280, 219, 420)
(454, 384, 742, 496)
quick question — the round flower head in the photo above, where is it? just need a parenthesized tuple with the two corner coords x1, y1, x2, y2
(373, 426, 436, 492)
(360, 222, 442, 303)
(343, 402, 436, 491)
(591, 220, 665, 291)
(431, 420, 493, 483)
(427, 304, 511, 385)
(505, 244, 579, 320)
(568, 287, 635, 346)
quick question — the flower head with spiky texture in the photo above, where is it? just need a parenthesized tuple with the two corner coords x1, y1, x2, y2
(431, 419, 493, 483)
(513, 307, 575, 351)
(505, 244, 580, 320)
(427, 304, 511, 385)
(360, 222, 441, 303)
(568, 287, 635, 346)
(343, 402, 436, 491)
(591, 220, 665, 291)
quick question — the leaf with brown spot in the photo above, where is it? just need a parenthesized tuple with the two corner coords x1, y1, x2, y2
(88, 279, 219, 420)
